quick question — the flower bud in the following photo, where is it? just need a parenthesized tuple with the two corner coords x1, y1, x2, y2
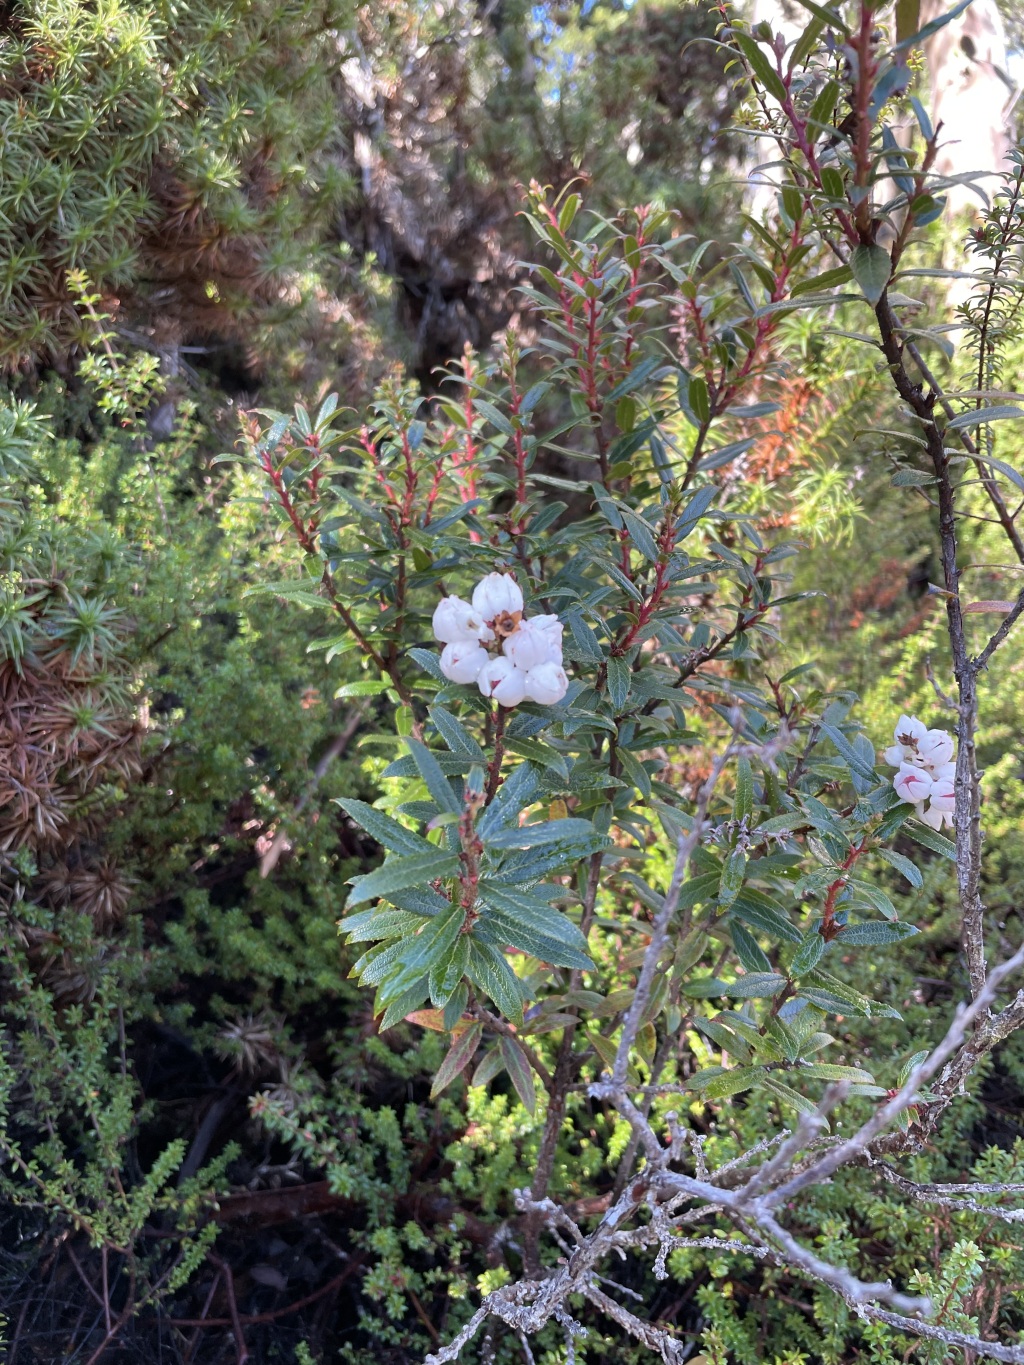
(893, 713, 927, 749)
(917, 728, 954, 769)
(432, 595, 492, 644)
(472, 573, 524, 623)
(478, 656, 527, 707)
(439, 639, 489, 685)
(929, 773, 955, 812)
(893, 763, 933, 805)
(523, 661, 569, 705)
(883, 745, 906, 767)
(503, 615, 563, 670)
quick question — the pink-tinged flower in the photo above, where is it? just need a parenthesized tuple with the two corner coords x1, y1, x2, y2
(917, 728, 954, 769)
(477, 657, 527, 707)
(919, 801, 953, 831)
(472, 573, 523, 622)
(523, 661, 569, 705)
(503, 614, 563, 670)
(893, 763, 934, 805)
(929, 773, 956, 812)
(439, 639, 489, 685)
(432, 595, 493, 645)
(894, 714, 928, 748)
(934, 762, 956, 782)
(883, 744, 907, 767)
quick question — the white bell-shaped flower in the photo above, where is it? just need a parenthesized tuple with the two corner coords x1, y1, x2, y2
(893, 763, 933, 805)
(433, 595, 493, 645)
(929, 773, 955, 812)
(503, 615, 563, 671)
(919, 801, 953, 830)
(917, 728, 954, 769)
(893, 714, 927, 749)
(523, 661, 569, 705)
(472, 573, 523, 623)
(477, 656, 527, 707)
(883, 744, 907, 767)
(439, 639, 489, 685)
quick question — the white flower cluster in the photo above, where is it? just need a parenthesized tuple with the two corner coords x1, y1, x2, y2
(884, 713, 956, 830)
(432, 573, 569, 707)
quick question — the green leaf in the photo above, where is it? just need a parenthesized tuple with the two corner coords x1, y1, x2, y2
(606, 655, 632, 711)
(565, 610, 605, 662)
(876, 848, 923, 887)
(505, 737, 569, 778)
(430, 1022, 484, 1098)
(731, 30, 787, 103)
(850, 244, 891, 307)
(791, 263, 851, 297)
(819, 721, 877, 785)
(682, 977, 729, 999)
(947, 405, 1024, 431)
(606, 355, 662, 402)
(347, 851, 460, 907)
(335, 799, 434, 857)
(619, 507, 660, 564)
(719, 849, 747, 911)
(730, 889, 803, 943)
(790, 930, 825, 976)
(429, 933, 470, 1007)
(477, 888, 593, 971)
(675, 484, 718, 542)
(687, 374, 711, 424)
(904, 820, 956, 860)
(342, 907, 427, 943)
(430, 706, 486, 762)
(701, 1065, 768, 1100)
(733, 756, 754, 823)
(797, 1062, 874, 1083)
(334, 678, 393, 697)
(378, 979, 430, 1031)
(836, 921, 919, 946)
(474, 398, 514, 438)
(762, 1076, 820, 1115)
(405, 738, 462, 814)
(790, 0, 849, 36)
(732, 924, 772, 974)
(848, 878, 898, 921)
(890, 469, 936, 486)
(467, 941, 527, 1023)
(500, 1037, 537, 1114)
(485, 817, 598, 850)
(797, 987, 868, 1017)
(963, 451, 1024, 495)
(617, 747, 652, 801)
(725, 972, 787, 999)
(376, 901, 466, 997)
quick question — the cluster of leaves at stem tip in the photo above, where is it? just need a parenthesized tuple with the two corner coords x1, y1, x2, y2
(235, 173, 950, 1116)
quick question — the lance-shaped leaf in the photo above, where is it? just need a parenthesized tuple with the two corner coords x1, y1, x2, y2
(850, 244, 891, 307)
(406, 737, 462, 814)
(500, 1036, 537, 1114)
(467, 940, 527, 1023)
(477, 882, 593, 970)
(347, 850, 459, 907)
(336, 799, 435, 856)
(484, 817, 599, 850)
(430, 1022, 484, 1098)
